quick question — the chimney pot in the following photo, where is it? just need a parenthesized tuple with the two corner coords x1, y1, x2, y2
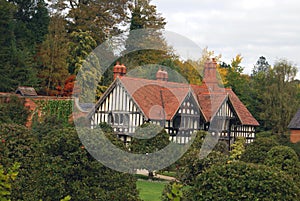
(113, 62, 126, 80)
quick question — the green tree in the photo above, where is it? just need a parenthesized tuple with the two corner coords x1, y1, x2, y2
(186, 161, 300, 201)
(120, 0, 170, 70)
(0, 0, 49, 92)
(130, 123, 170, 178)
(175, 131, 228, 186)
(258, 59, 299, 133)
(130, 123, 170, 154)
(0, 163, 20, 201)
(68, 29, 97, 75)
(240, 136, 279, 164)
(0, 123, 34, 168)
(228, 137, 245, 162)
(162, 182, 183, 201)
(0, 96, 29, 125)
(66, 0, 129, 45)
(38, 14, 69, 95)
(252, 56, 271, 75)
(265, 146, 300, 176)
(13, 127, 140, 201)
(0, 0, 16, 91)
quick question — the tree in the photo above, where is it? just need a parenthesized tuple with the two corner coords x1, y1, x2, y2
(222, 55, 251, 99)
(38, 14, 69, 95)
(13, 127, 140, 201)
(240, 136, 279, 164)
(0, 123, 35, 167)
(178, 150, 228, 186)
(252, 56, 271, 75)
(186, 161, 300, 201)
(162, 182, 184, 201)
(130, 123, 170, 154)
(0, 96, 30, 125)
(265, 146, 300, 175)
(175, 131, 228, 186)
(0, 0, 16, 91)
(120, 0, 170, 70)
(67, 29, 97, 75)
(0, 163, 20, 201)
(0, 0, 49, 92)
(228, 137, 245, 162)
(130, 123, 170, 178)
(66, 0, 129, 45)
(258, 59, 299, 133)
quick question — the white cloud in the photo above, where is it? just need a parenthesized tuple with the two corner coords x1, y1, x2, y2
(152, 0, 300, 77)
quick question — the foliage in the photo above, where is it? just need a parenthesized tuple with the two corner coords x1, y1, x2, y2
(174, 131, 229, 185)
(0, 123, 34, 169)
(120, 0, 170, 71)
(36, 99, 73, 126)
(0, 0, 16, 91)
(228, 137, 245, 162)
(0, 162, 20, 201)
(0, 0, 49, 92)
(68, 29, 97, 74)
(0, 96, 30, 125)
(0, 123, 36, 200)
(177, 151, 228, 186)
(95, 122, 128, 151)
(175, 59, 202, 85)
(252, 56, 271, 75)
(240, 137, 279, 164)
(130, 123, 170, 178)
(253, 59, 299, 133)
(163, 182, 183, 201)
(66, 0, 129, 45)
(265, 146, 300, 175)
(186, 161, 300, 201)
(130, 123, 170, 154)
(60, 195, 72, 201)
(38, 14, 69, 95)
(13, 127, 140, 201)
(196, 47, 222, 78)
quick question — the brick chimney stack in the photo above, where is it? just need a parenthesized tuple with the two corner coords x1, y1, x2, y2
(113, 62, 126, 80)
(203, 58, 219, 90)
(156, 68, 168, 81)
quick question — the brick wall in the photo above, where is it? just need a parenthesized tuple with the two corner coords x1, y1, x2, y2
(290, 129, 300, 143)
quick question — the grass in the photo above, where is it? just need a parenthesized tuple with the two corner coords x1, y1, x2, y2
(157, 171, 177, 178)
(136, 180, 167, 201)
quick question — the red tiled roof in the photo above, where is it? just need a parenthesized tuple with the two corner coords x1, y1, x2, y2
(95, 75, 259, 126)
(191, 84, 227, 122)
(120, 77, 190, 120)
(226, 89, 259, 126)
(190, 83, 259, 126)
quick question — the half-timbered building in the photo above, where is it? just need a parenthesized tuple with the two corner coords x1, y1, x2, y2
(89, 59, 259, 145)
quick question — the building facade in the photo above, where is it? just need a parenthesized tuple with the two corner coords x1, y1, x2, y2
(89, 59, 259, 145)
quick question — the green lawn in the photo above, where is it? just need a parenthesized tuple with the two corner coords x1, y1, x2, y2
(136, 180, 167, 201)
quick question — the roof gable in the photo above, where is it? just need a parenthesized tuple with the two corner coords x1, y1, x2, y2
(91, 75, 259, 127)
(226, 89, 259, 126)
(288, 109, 300, 129)
(191, 84, 259, 126)
(15, 86, 37, 96)
(191, 84, 227, 122)
(120, 77, 190, 120)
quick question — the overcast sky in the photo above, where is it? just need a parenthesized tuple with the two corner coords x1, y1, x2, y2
(152, 0, 300, 76)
